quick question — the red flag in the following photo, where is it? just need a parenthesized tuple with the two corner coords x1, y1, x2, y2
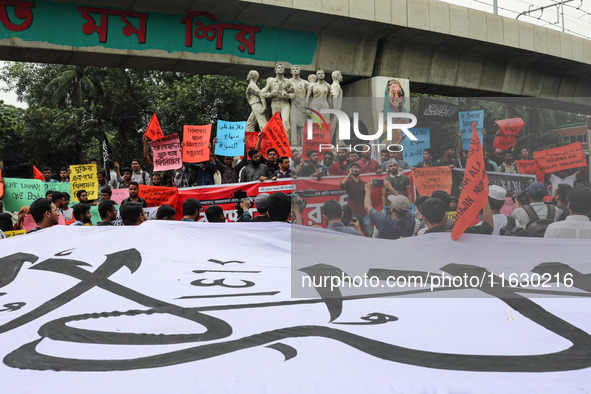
(451, 122, 489, 241)
(145, 113, 164, 141)
(262, 112, 291, 158)
(33, 165, 44, 181)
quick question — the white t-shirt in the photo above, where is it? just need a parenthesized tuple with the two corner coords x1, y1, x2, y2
(549, 173, 577, 191)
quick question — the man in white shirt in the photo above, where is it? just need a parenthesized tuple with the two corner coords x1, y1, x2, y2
(488, 185, 522, 235)
(545, 187, 591, 239)
(549, 168, 584, 191)
(512, 182, 563, 228)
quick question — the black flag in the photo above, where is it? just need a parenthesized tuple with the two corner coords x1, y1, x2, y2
(102, 131, 115, 181)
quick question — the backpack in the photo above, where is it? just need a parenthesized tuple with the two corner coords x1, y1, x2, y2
(523, 205, 556, 237)
(499, 216, 517, 236)
(141, 170, 150, 185)
(505, 205, 556, 237)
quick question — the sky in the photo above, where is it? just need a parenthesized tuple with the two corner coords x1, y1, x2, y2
(1, 1, 590, 109)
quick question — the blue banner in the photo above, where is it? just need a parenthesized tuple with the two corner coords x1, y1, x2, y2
(458, 110, 484, 151)
(216, 120, 246, 157)
(402, 127, 430, 167)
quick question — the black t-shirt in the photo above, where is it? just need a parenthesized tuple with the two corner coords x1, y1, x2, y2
(435, 158, 460, 167)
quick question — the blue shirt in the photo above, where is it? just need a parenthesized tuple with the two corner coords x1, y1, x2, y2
(326, 222, 363, 236)
(369, 208, 415, 239)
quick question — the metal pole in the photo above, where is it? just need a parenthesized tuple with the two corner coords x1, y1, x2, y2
(493, 0, 498, 15)
(561, 1, 565, 32)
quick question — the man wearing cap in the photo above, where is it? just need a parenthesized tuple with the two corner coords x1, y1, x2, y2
(364, 182, 415, 239)
(488, 185, 522, 235)
(240, 193, 272, 222)
(545, 187, 591, 239)
(512, 181, 563, 228)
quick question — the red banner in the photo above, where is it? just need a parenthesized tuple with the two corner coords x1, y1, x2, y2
(145, 113, 164, 141)
(183, 124, 212, 163)
(515, 160, 543, 182)
(172, 173, 400, 225)
(139, 185, 179, 208)
(492, 118, 524, 150)
(452, 123, 489, 241)
(412, 167, 452, 196)
(302, 123, 331, 160)
(533, 142, 587, 174)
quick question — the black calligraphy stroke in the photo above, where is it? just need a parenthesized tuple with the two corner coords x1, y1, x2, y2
(0, 253, 38, 288)
(331, 313, 398, 325)
(190, 278, 255, 288)
(265, 343, 297, 361)
(0, 249, 232, 343)
(207, 259, 245, 266)
(2, 252, 591, 373)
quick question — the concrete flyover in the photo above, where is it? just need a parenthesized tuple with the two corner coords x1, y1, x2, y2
(1, 0, 590, 109)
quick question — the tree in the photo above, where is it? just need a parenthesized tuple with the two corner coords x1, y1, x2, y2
(0, 101, 24, 161)
(44, 65, 100, 107)
(0, 62, 252, 170)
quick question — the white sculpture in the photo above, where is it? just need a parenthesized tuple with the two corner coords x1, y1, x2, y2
(330, 70, 343, 141)
(245, 70, 268, 132)
(306, 70, 331, 113)
(288, 65, 309, 146)
(261, 63, 295, 139)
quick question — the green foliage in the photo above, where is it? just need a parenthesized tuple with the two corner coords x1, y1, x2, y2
(0, 63, 251, 170)
(44, 65, 100, 107)
(0, 102, 24, 160)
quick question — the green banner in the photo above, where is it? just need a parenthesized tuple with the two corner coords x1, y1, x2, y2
(44, 182, 71, 195)
(90, 205, 101, 225)
(3, 178, 46, 211)
(0, 0, 317, 64)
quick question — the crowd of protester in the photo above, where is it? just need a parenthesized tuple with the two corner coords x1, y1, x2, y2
(1, 129, 590, 240)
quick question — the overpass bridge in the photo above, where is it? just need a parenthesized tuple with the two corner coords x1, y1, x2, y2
(1, 0, 590, 109)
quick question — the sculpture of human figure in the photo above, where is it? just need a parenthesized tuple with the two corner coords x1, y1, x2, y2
(245, 70, 268, 132)
(306, 70, 331, 113)
(261, 63, 295, 140)
(330, 70, 343, 142)
(307, 74, 317, 84)
(288, 65, 309, 146)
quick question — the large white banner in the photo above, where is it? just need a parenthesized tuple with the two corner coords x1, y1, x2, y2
(0, 222, 590, 393)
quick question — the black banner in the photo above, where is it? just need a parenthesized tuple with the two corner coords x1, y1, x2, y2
(418, 98, 460, 122)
